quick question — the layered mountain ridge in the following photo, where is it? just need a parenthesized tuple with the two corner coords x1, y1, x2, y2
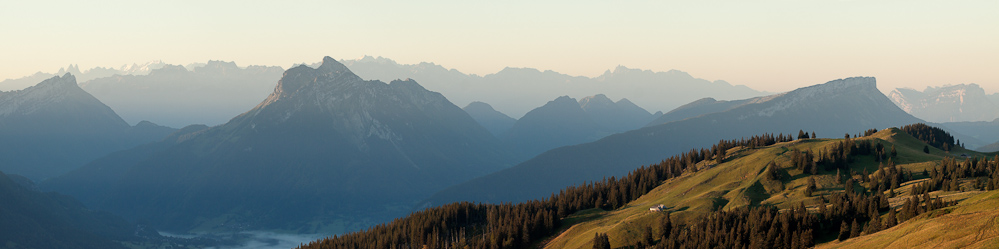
(341, 56, 766, 119)
(0, 74, 174, 180)
(426, 76, 925, 205)
(81, 60, 284, 127)
(501, 94, 657, 159)
(44, 57, 514, 233)
(888, 83, 999, 123)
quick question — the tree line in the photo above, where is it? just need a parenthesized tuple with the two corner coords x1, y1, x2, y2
(299, 126, 988, 249)
(299, 133, 797, 249)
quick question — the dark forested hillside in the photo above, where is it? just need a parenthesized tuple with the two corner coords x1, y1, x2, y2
(0, 171, 140, 249)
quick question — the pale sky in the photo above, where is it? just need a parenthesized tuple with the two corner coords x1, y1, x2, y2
(1, 0, 996, 94)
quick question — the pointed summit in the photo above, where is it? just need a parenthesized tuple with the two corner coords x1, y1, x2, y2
(578, 94, 614, 110)
(264, 56, 363, 106)
(35, 73, 78, 88)
(317, 56, 352, 74)
(463, 101, 517, 137)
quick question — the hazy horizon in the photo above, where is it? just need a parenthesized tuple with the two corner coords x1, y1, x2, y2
(2, 1, 996, 94)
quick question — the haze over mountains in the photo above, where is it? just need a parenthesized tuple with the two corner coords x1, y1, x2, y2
(5, 55, 999, 249)
(0, 74, 174, 180)
(501, 94, 659, 159)
(340, 56, 766, 118)
(43, 57, 515, 234)
(462, 101, 516, 137)
(0, 61, 167, 92)
(427, 77, 927, 205)
(81, 61, 284, 127)
(889, 83, 999, 123)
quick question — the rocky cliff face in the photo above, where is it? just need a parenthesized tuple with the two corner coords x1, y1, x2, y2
(888, 83, 999, 122)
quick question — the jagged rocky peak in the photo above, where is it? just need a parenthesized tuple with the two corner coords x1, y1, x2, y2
(148, 64, 189, 76)
(36, 73, 78, 88)
(317, 56, 354, 76)
(197, 60, 241, 73)
(550, 95, 579, 106)
(269, 56, 361, 99)
(578, 94, 614, 109)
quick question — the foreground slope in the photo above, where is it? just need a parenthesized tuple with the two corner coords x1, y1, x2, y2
(300, 124, 996, 249)
(541, 127, 984, 248)
(820, 190, 999, 249)
(0, 74, 174, 180)
(427, 77, 924, 205)
(45, 57, 513, 233)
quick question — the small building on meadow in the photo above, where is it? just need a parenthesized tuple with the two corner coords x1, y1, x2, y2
(650, 204, 666, 212)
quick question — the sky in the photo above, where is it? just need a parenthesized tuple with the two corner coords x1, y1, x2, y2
(1, 0, 997, 94)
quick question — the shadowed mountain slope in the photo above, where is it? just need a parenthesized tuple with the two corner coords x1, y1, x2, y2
(0, 74, 174, 180)
(43, 57, 514, 234)
(427, 77, 924, 205)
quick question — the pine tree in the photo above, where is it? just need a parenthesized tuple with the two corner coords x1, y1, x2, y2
(886, 208, 898, 228)
(592, 233, 611, 249)
(801, 229, 815, 248)
(924, 145, 930, 154)
(805, 177, 817, 197)
(849, 219, 861, 239)
(812, 131, 817, 139)
(836, 169, 843, 184)
(839, 221, 851, 241)
(660, 212, 672, 239)
(643, 226, 654, 246)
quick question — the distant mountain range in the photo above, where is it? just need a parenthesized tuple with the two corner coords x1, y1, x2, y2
(501, 94, 658, 159)
(43, 57, 516, 234)
(463, 101, 516, 137)
(1, 61, 284, 128)
(81, 61, 284, 127)
(939, 118, 999, 149)
(340, 56, 767, 118)
(425, 77, 926, 205)
(645, 97, 769, 126)
(0, 61, 167, 91)
(0, 74, 174, 180)
(888, 83, 999, 123)
(979, 140, 999, 152)
(4, 56, 763, 130)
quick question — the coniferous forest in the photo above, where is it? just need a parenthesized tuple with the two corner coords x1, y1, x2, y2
(299, 126, 998, 249)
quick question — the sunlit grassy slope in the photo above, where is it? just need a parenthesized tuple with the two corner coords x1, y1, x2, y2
(819, 190, 999, 249)
(542, 128, 994, 249)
